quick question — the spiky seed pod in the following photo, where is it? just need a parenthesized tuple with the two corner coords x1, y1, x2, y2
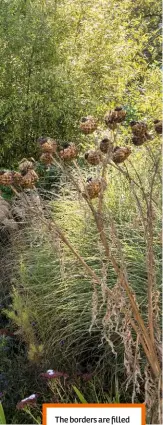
(132, 136, 146, 146)
(114, 106, 126, 122)
(18, 159, 35, 174)
(85, 177, 107, 199)
(100, 138, 113, 154)
(154, 120, 162, 134)
(0, 171, 13, 186)
(12, 171, 23, 185)
(132, 133, 152, 146)
(21, 170, 39, 189)
(41, 142, 53, 153)
(84, 150, 102, 165)
(40, 152, 54, 166)
(38, 137, 57, 154)
(112, 146, 131, 164)
(59, 143, 78, 160)
(104, 111, 117, 129)
(29, 170, 39, 184)
(105, 107, 126, 129)
(80, 116, 98, 134)
(130, 121, 148, 137)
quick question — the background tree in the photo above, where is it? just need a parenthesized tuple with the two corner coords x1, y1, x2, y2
(0, 0, 161, 167)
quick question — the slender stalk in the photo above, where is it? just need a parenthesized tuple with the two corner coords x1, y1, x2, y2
(145, 157, 160, 350)
(43, 198, 160, 377)
(10, 185, 20, 197)
(24, 408, 40, 424)
(146, 216, 156, 350)
(64, 164, 161, 377)
(44, 151, 161, 378)
(132, 334, 140, 403)
(43, 204, 161, 376)
(42, 215, 112, 294)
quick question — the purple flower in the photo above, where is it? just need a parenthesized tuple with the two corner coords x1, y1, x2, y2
(40, 369, 69, 380)
(16, 394, 38, 410)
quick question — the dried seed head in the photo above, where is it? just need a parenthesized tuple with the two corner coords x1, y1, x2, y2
(38, 137, 57, 154)
(132, 136, 145, 146)
(0, 171, 13, 186)
(18, 158, 34, 174)
(84, 150, 102, 165)
(112, 146, 131, 164)
(80, 117, 88, 123)
(40, 153, 54, 166)
(20, 170, 39, 189)
(100, 138, 113, 154)
(62, 142, 70, 149)
(154, 120, 162, 134)
(130, 121, 148, 137)
(85, 177, 107, 199)
(105, 108, 126, 128)
(12, 171, 23, 185)
(59, 143, 78, 161)
(130, 121, 137, 127)
(80, 116, 98, 134)
(114, 106, 123, 111)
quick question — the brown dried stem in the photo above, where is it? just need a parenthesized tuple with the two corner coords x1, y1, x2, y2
(146, 156, 160, 350)
(57, 162, 161, 377)
(44, 147, 161, 378)
(117, 156, 161, 353)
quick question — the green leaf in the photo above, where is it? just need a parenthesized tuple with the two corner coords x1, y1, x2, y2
(0, 403, 6, 425)
(72, 386, 88, 404)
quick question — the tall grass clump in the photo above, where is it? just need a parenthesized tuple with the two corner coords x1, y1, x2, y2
(3, 115, 162, 424)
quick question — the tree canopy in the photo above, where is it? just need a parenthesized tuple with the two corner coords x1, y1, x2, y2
(0, 0, 161, 167)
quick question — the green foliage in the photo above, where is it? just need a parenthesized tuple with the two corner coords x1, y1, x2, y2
(4, 287, 44, 363)
(2, 137, 160, 422)
(0, 0, 161, 166)
(5, 153, 161, 373)
(0, 185, 14, 201)
(35, 162, 62, 193)
(0, 0, 161, 423)
(0, 403, 6, 425)
(72, 386, 88, 404)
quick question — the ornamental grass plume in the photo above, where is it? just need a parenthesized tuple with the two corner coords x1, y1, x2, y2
(4, 106, 162, 423)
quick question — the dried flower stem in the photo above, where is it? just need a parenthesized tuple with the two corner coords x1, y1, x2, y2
(41, 150, 161, 379)
(43, 215, 112, 294)
(10, 185, 20, 196)
(62, 163, 161, 378)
